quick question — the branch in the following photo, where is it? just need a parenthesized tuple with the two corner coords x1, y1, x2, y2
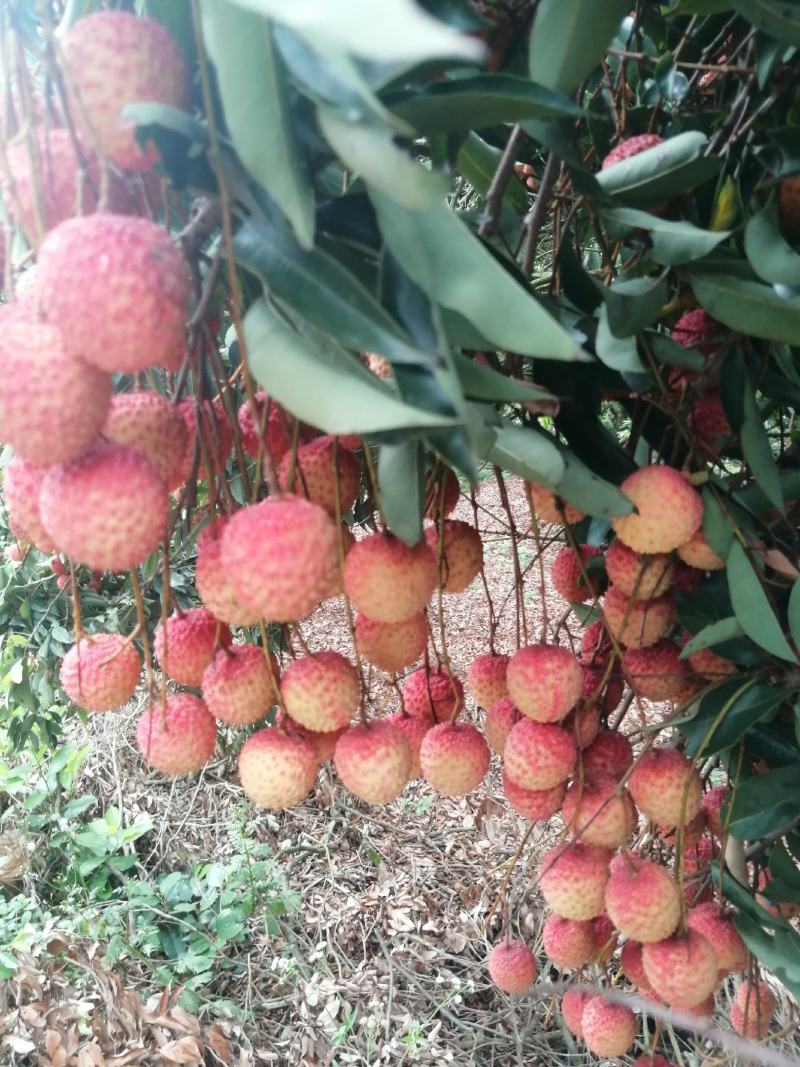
(478, 123, 525, 238)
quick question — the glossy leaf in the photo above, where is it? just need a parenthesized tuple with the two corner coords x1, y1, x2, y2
(788, 580, 800, 651)
(597, 274, 669, 337)
(744, 199, 800, 287)
(727, 765, 800, 839)
(596, 131, 720, 209)
(479, 422, 565, 487)
(453, 353, 554, 405)
(378, 440, 425, 546)
(734, 913, 800, 997)
(739, 360, 784, 512)
(767, 841, 800, 902)
(679, 677, 784, 757)
(680, 616, 745, 658)
(557, 449, 633, 519)
(689, 271, 800, 344)
(456, 132, 529, 214)
(645, 332, 706, 372)
(529, 0, 629, 96)
(731, 0, 800, 46)
(727, 541, 798, 663)
(603, 207, 730, 266)
(595, 306, 647, 374)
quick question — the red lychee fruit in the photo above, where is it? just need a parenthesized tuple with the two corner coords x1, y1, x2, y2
(562, 776, 637, 849)
(588, 912, 617, 963)
(504, 719, 576, 790)
(658, 808, 706, 848)
(580, 619, 612, 666)
(550, 544, 601, 602)
(195, 516, 260, 626)
(102, 391, 188, 487)
(683, 836, 715, 907)
(581, 996, 637, 1058)
(137, 694, 217, 776)
(201, 644, 278, 726)
(629, 748, 702, 826)
(562, 700, 601, 749)
(701, 785, 730, 837)
(222, 497, 338, 623)
(334, 720, 412, 804)
(539, 842, 610, 920)
(602, 133, 664, 169)
(176, 398, 234, 485)
(485, 696, 518, 754)
(624, 640, 687, 700)
(506, 644, 583, 723)
(279, 435, 360, 518)
(39, 215, 190, 373)
(528, 482, 583, 525)
(280, 650, 360, 733)
(687, 902, 747, 975)
(343, 532, 437, 623)
(487, 939, 536, 994)
(0, 319, 111, 464)
(62, 11, 190, 172)
(612, 465, 703, 554)
(355, 612, 427, 673)
(688, 646, 736, 680)
(60, 633, 140, 712)
(620, 940, 656, 995)
(671, 308, 726, 356)
(40, 442, 167, 572)
(582, 729, 633, 781)
(402, 667, 463, 722)
(319, 523, 356, 600)
(387, 714, 431, 778)
(561, 989, 591, 1038)
(238, 726, 318, 809)
(691, 392, 732, 459)
(642, 929, 719, 1006)
(605, 538, 674, 600)
(424, 519, 483, 593)
(237, 390, 294, 463)
(677, 527, 725, 571)
(730, 979, 776, 1039)
(503, 770, 565, 821)
(542, 914, 594, 970)
(153, 608, 231, 687)
(605, 853, 681, 943)
(2, 454, 55, 552)
(466, 652, 509, 709)
(276, 710, 343, 764)
(582, 666, 624, 713)
(424, 467, 459, 520)
(419, 721, 489, 796)
(603, 585, 675, 649)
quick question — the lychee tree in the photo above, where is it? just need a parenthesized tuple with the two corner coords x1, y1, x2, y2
(2, 0, 800, 1061)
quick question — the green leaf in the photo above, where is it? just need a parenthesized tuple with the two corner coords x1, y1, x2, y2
(678, 677, 785, 757)
(689, 271, 800, 345)
(456, 132, 529, 215)
(597, 274, 669, 336)
(478, 421, 565, 486)
(727, 541, 798, 663)
(727, 765, 800, 839)
(739, 360, 783, 512)
(377, 441, 425, 546)
(595, 306, 647, 374)
(596, 131, 720, 209)
(767, 841, 800, 902)
(730, 0, 800, 46)
(603, 207, 730, 266)
(529, 0, 630, 96)
(645, 332, 706, 372)
(453, 353, 555, 405)
(557, 448, 633, 519)
(201, 2, 314, 248)
(744, 199, 800, 287)
(368, 190, 585, 361)
(680, 616, 745, 658)
(734, 913, 800, 997)
(244, 300, 458, 434)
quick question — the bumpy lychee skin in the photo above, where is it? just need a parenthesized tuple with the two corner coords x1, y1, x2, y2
(624, 640, 686, 701)
(588, 913, 617, 963)
(503, 770, 565, 821)
(563, 701, 601, 749)
(504, 720, 576, 790)
(60, 633, 141, 712)
(238, 391, 294, 463)
(671, 308, 725, 356)
(195, 517, 259, 626)
(691, 392, 732, 459)
(0, 319, 111, 464)
(643, 929, 719, 1007)
(154, 608, 231, 688)
(387, 714, 431, 778)
(581, 996, 637, 1058)
(276, 710, 343, 764)
(344, 533, 437, 623)
(550, 544, 601, 602)
(605, 853, 681, 943)
(281, 651, 360, 733)
(176, 399, 234, 486)
(487, 940, 536, 994)
(506, 645, 583, 723)
(424, 519, 483, 593)
(603, 585, 675, 649)
(730, 979, 776, 1039)
(402, 668, 464, 722)
(2, 455, 55, 551)
(688, 646, 736, 681)
(582, 666, 624, 714)
(562, 777, 637, 850)
(279, 435, 361, 518)
(528, 482, 584, 525)
(62, 11, 190, 172)
(582, 729, 634, 781)
(602, 133, 664, 169)
(201, 644, 278, 726)
(467, 653, 509, 709)
(612, 466, 703, 554)
(658, 808, 706, 849)
(419, 722, 490, 796)
(539, 842, 610, 920)
(677, 528, 725, 571)
(355, 612, 427, 673)
(137, 694, 217, 776)
(542, 914, 594, 970)
(39, 215, 190, 373)
(334, 720, 412, 804)
(41, 442, 168, 572)
(102, 391, 188, 486)
(222, 497, 338, 623)
(580, 619, 612, 666)
(238, 727, 318, 810)
(561, 989, 591, 1038)
(485, 696, 518, 754)
(629, 748, 702, 826)
(687, 903, 747, 975)
(424, 467, 459, 520)
(620, 940, 656, 995)
(701, 785, 730, 837)
(605, 538, 674, 600)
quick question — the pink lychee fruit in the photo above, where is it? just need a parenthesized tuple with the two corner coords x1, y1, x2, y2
(588, 912, 617, 963)
(670, 308, 725, 356)
(701, 785, 730, 837)
(582, 729, 634, 781)
(279, 435, 361, 518)
(238, 727, 318, 809)
(319, 523, 356, 600)
(503, 719, 576, 790)
(623, 640, 687, 700)
(101, 391, 188, 486)
(334, 720, 412, 804)
(730, 979, 776, 1039)
(344, 532, 437, 623)
(581, 996, 637, 1058)
(355, 612, 427, 673)
(419, 721, 489, 796)
(542, 914, 594, 970)
(628, 748, 702, 826)
(562, 700, 601, 749)
(201, 644, 278, 726)
(276, 710, 343, 764)
(153, 607, 232, 687)
(528, 482, 584, 525)
(40, 442, 168, 572)
(562, 776, 637, 850)
(688, 646, 737, 680)
(506, 644, 583, 723)
(466, 652, 509, 709)
(60, 633, 140, 712)
(561, 990, 591, 1038)
(387, 714, 431, 778)
(658, 808, 706, 848)
(602, 133, 664, 168)
(605, 538, 674, 600)
(402, 667, 464, 722)
(581, 665, 624, 713)
(603, 585, 675, 649)
(424, 519, 483, 593)
(237, 390, 294, 463)
(2, 454, 55, 551)
(424, 467, 459, 520)
(503, 771, 565, 821)
(620, 940, 656, 995)
(487, 939, 536, 994)
(677, 527, 725, 571)
(137, 693, 217, 775)
(580, 619, 612, 666)
(176, 398, 234, 485)
(195, 516, 260, 626)
(605, 853, 681, 943)
(612, 466, 703, 554)
(280, 650, 360, 733)
(550, 544, 601, 602)
(485, 696, 518, 754)
(539, 842, 610, 920)
(691, 392, 732, 459)
(687, 902, 747, 975)
(642, 929, 719, 1007)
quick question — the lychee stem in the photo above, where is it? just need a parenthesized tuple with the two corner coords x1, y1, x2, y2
(523, 482, 549, 643)
(469, 487, 497, 654)
(129, 567, 155, 706)
(332, 436, 367, 725)
(494, 467, 528, 648)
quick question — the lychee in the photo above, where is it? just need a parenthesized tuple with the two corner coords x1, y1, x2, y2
(424, 467, 459, 520)
(677, 527, 725, 571)
(238, 390, 294, 464)
(280, 650, 360, 733)
(506, 644, 583, 723)
(319, 523, 356, 600)
(60, 633, 140, 712)
(504, 719, 576, 790)
(355, 612, 427, 673)
(503, 771, 565, 821)
(402, 667, 463, 722)
(580, 619, 612, 666)
(528, 482, 583, 525)
(643, 929, 719, 1007)
(581, 665, 624, 712)
(561, 989, 591, 1038)
(276, 709, 343, 764)
(40, 442, 168, 572)
(671, 308, 725, 356)
(612, 465, 703, 554)
(153, 607, 231, 687)
(39, 214, 190, 373)
(602, 133, 664, 169)
(581, 996, 637, 1058)
(620, 940, 656, 994)
(562, 776, 637, 849)
(177, 398, 234, 485)
(701, 785, 730, 837)
(542, 914, 594, 970)
(589, 912, 617, 964)
(687, 902, 747, 975)
(550, 544, 601, 602)
(778, 173, 800, 239)
(238, 726, 318, 809)
(605, 538, 674, 600)
(466, 652, 509, 709)
(683, 836, 715, 907)
(221, 497, 338, 623)
(195, 516, 260, 626)
(102, 391, 188, 486)
(628, 748, 702, 826)
(137, 693, 217, 776)
(201, 644, 278, 726)
(419, 721, 489, 796)
(659, 808, 706, 848)
(582, 729, 633, 781)
(279, 435, 361, 517)
(562, 700, 601, 749)
(624, 640, 687, 700)
(691, 392, 732, 459)
(730, 979, 776, 1039)
(688, 646, 736, 680)
(605, 853, 681, 943)
(539, 841, 610, 920)
(485, 696, 518, 754)
(334, 720, 412, 803)
(343, 532, 437, 623)
(603, 585, 675, 649)
(487, 939, 536, 994)
(387, 714, 431, 778)
(2, 454, 55, 551)
(424, 519, 483, 594)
